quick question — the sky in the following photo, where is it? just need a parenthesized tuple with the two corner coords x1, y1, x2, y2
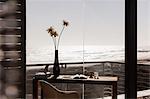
(26, 0, 150, 49)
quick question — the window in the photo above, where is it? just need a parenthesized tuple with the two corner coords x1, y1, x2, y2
(26, 0, 142, 99)
(137, 0, 150, 98)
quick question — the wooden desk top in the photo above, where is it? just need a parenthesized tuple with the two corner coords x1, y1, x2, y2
(35, 73, 118, 81)
(44, 75, 118, 84)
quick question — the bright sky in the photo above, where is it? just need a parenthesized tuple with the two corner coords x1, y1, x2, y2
(26, 0, 150, 49)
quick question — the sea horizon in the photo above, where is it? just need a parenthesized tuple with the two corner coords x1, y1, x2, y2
(26, 45, 150, 65)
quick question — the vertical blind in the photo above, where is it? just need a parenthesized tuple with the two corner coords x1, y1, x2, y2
(0, 0, 25, 98)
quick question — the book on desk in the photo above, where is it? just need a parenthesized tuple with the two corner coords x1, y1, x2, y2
(71, 74, 88, 79)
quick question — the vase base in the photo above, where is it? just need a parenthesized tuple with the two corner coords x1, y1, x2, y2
(50, 75, 59, 79)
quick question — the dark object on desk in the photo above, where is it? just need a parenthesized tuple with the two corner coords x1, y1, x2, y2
(88, 72, 94, 78)
(84, 71, 94, 78)
(35, 72, 51, 79)
(39, 80, 80, 99)
(44, 64, 49, 74)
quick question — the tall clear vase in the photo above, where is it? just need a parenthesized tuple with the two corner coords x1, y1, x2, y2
(53, 50, 60, 79)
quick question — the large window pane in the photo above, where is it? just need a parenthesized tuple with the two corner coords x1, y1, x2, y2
(83, 0, 125, 98)
(137, 0, 150, 98)
(84, 0, 125, 61)
(26, 0, 125, 98)
(26, 0, 84, 97)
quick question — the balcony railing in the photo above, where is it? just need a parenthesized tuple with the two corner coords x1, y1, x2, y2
(26, 61, 150, 98)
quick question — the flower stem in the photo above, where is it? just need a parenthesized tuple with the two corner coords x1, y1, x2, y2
(52, 37, 57, 50)
(57, 26, 65, 49)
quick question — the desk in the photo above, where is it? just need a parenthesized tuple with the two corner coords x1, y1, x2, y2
(33, 75, 118, 99)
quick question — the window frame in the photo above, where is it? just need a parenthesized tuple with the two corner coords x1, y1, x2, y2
(125, 0, 137, 98)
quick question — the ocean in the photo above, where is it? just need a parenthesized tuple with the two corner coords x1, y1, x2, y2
(26, 45, 150, 65)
